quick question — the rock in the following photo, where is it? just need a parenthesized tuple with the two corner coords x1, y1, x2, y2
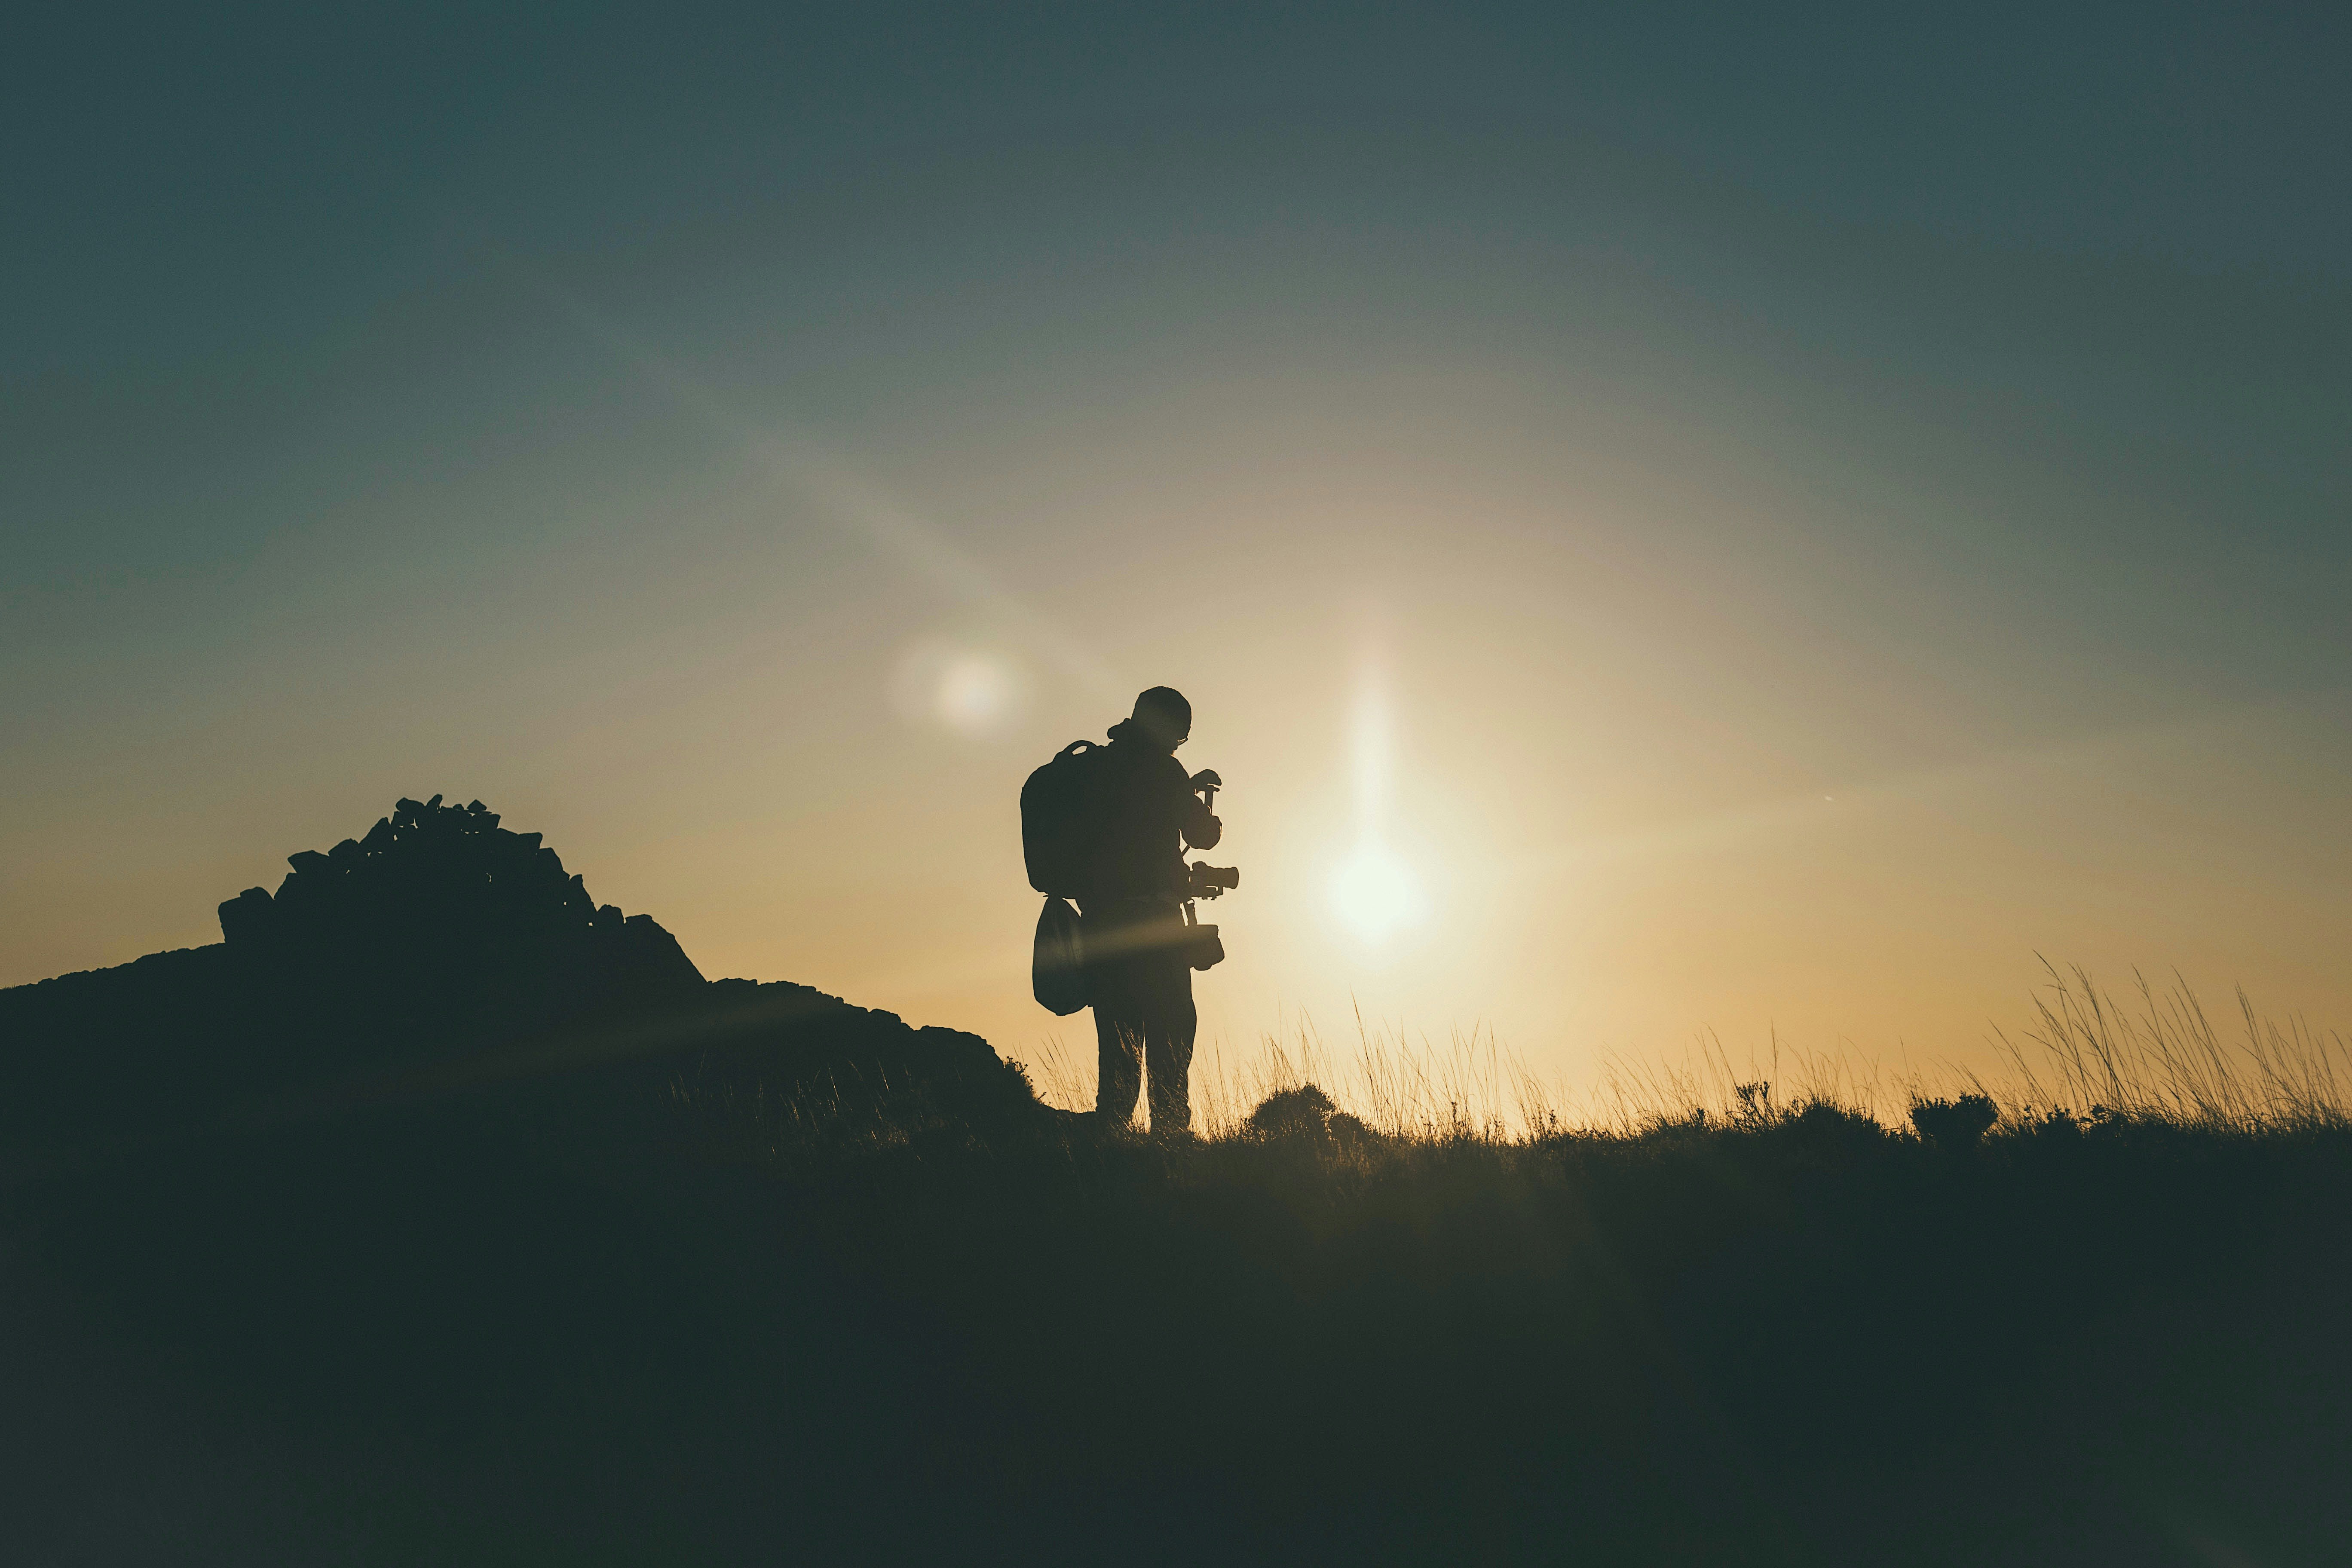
(619, 912, 705, 988)
(217, 887, 276, 947)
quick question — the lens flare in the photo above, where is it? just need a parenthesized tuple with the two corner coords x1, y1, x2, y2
(1331, 647, 1427, 945)
(891, 640, 1028, 736)
(936, 653, 1018, 732)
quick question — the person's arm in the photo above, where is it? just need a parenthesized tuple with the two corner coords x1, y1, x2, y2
(1179, 768, 1222, 851)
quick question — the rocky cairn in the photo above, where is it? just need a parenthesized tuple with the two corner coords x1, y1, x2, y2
(0, 796, 1033, 1150)
(215, 794, 703, 1024)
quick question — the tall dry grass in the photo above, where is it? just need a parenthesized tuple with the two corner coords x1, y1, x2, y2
(1009, 966, 2352, 1139)
(1994, 960, 2351, 1131)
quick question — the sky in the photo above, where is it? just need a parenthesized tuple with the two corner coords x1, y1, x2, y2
(6, 3, 2348, 1105)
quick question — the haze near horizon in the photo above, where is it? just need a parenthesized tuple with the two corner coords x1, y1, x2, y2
(6, 3, 2347, 1091)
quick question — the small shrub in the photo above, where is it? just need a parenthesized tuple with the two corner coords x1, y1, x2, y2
(1246, 1084, 1339, 1140)
(1782, 1097, 1887, 1150)
(1911, 1093, 1999, 1148)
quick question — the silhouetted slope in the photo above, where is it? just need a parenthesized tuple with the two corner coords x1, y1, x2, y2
(15, 1087, 2351, 1565)
(0, 796, 1036, 1159)
(11, 801, 2349, 1564)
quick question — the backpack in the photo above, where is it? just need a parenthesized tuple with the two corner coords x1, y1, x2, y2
(1019, 740, 1107, 897)
(1031, 895, 1088, 1015)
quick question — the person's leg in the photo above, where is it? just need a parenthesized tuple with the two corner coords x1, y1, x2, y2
(1094, 1006, 1143, 1125)
(1085, 910, 1148, 1126)
(1143, 953, 1197, 1134)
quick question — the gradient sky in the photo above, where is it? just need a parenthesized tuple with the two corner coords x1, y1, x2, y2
(7, 3, 2348, 1100)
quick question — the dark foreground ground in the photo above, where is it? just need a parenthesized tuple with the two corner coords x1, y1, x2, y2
(7, 1058, 2349, 1568)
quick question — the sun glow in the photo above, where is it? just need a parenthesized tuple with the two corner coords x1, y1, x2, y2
(1330, 837, 1424, 945)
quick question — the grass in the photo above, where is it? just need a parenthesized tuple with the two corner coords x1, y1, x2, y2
(1013, 963, 2352, 1142)
(9, 967, 2352, 1564)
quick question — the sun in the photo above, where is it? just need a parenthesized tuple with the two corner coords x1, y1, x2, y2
(1329, 838, 1425, 946)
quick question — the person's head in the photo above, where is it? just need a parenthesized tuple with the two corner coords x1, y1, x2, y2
(1127, 686, 1191, 753)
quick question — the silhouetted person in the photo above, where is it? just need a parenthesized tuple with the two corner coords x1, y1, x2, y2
(1078, 687, 1221, 1133)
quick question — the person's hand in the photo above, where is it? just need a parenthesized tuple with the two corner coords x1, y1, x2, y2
(1190, 769, 1223, 793)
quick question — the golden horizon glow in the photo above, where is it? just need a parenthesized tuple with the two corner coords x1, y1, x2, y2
(9, 82, 2346, 1097)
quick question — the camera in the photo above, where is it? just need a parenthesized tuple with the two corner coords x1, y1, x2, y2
(1188, 861, 1239, 900)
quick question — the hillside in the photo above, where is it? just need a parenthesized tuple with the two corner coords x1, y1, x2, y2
(0, 796, 1034, 1171)
(3, 802, 2348, 1564)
